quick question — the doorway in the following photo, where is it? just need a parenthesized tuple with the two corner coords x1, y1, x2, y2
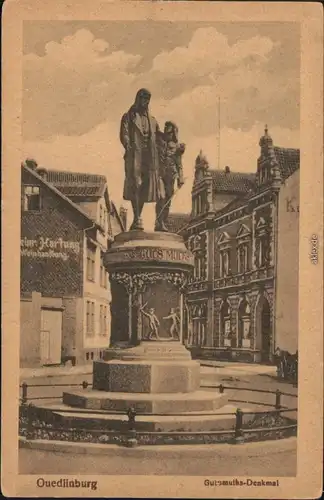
(261, 300, 271, 362)
(255, 294, 272, 363)
(40, 309, 63, 365)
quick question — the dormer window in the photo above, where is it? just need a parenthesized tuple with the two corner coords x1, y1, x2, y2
(23, 185, 40, 211)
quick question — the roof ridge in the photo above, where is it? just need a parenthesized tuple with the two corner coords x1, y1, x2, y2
(22, 165, 96, 226)
(46, 169, 107, 184)
(209, 168, 256, 176)
(273, 146, 300, 152)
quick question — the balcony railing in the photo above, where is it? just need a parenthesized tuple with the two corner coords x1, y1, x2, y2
(214, 267, 274, 289)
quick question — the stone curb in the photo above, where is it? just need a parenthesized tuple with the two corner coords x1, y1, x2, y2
(19, 361, 277, 381)
(20, 365, 93, 380)
(19, 436, 297, 457)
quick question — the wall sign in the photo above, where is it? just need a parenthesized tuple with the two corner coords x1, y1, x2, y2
(21, 237, 80, 261)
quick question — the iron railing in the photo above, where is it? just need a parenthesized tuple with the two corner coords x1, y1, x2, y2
(19, 382, 297, 447)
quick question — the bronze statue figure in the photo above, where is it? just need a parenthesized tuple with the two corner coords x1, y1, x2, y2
(155, 121, 185, 231)
(120, 88, 165, 231)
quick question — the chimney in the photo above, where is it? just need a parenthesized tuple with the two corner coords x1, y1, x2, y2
(24, 158, 38, 170)
(225, 166, 230, 174)
(119, 206, 128, 230)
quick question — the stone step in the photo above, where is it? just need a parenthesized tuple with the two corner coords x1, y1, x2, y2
(62, 390, 228, 414)
(38, 403, 244, 432)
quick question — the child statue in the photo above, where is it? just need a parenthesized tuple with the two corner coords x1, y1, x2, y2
(155, 121, 186, 232)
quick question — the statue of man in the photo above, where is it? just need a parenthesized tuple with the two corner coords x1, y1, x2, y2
(120, 89, 164, 231)
(155, 121, 185, 232)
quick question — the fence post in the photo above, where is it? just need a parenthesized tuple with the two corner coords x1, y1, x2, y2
(234, 408, 244, 444)
(21, 382, 28, 405)
(82, 381, 89, 390)
(219, 384, 224, 394)
(26, 403, 34, 440)
(275, 389, 282, 410)
(125, 406, 138, 448)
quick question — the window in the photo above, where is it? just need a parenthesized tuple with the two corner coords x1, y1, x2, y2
(237, 244, 248, 274)
(86, 301, 95, 336)
(193, 253, 206, 281)
(23, 185, 40, 211)
(256, 237, 269, 268)
(220, 250, 230, 277)
(86, 242, 96, 281)
(100, 253, 108, 288)
(192, 303, 207, 346)
(99, 305, 108, 336)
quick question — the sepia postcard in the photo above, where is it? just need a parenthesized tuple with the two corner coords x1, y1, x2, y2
(2, 0, 323, 498)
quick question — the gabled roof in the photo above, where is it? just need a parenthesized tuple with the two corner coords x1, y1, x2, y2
(210, 169, 256, 194)
(22, 165, 98, 228)
(273, 147, 300, 181)
(166, 213, 191, 234)
(45, 170, 107, 198)
(214, 194, 248, 217)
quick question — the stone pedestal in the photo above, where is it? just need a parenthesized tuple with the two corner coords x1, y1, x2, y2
(58, 231, 230, 431)
(92, 342, 200, 394)
(242, 338, 251, 348)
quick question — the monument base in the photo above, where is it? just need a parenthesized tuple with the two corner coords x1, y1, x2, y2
(91, 342, 200, 394)
(40, 402, 239, 432)
(59, 341, 231, 430)
(40, 231, 232, 435)
(62, 390, 228, 414)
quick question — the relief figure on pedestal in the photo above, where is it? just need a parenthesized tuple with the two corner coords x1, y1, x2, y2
(139, 303, 161, 340)
(120, 88, 165, 231)
(163, 307, 180, 340)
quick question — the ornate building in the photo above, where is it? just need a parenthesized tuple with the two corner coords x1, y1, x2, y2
(175, 128, 300, 363)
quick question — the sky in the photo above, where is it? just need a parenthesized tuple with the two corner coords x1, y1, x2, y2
(22, 21, 300, 229)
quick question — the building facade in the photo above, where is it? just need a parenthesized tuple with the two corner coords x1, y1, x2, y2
(171, 128, 299, 362)
(20, 161, 125, 367)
